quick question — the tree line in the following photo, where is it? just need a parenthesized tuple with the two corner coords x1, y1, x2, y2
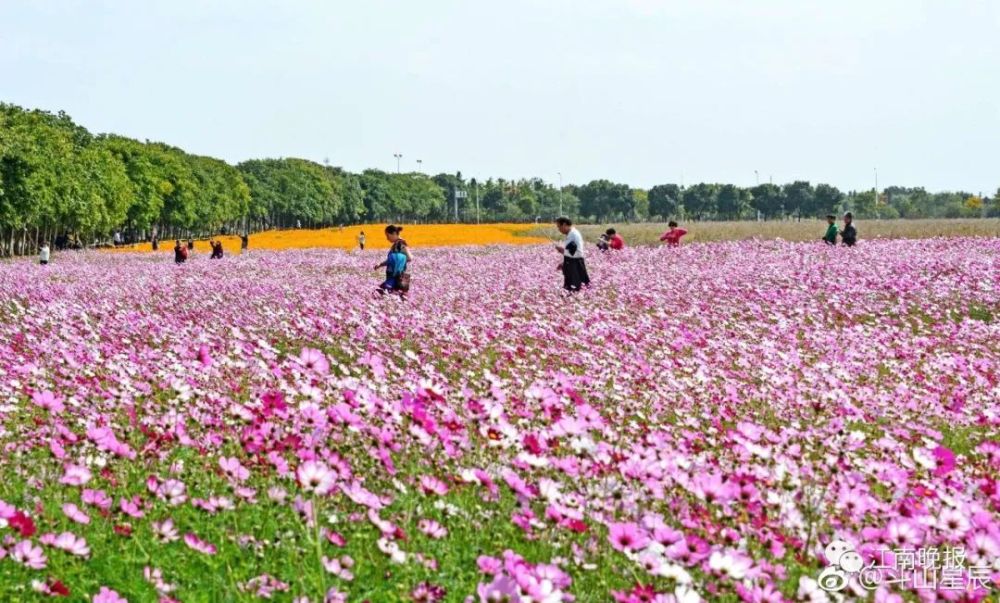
(1, 103, 997, 256)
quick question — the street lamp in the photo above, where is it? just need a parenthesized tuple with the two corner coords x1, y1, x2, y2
(874, 167, 879, 219)
(874, 167, 878, 202)
(416, 159, 423, 173)
(557, 172, 563, 216)
(754, 170, 759, 186)
(393, 153, 402, 173)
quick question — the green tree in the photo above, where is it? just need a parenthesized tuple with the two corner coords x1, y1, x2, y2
(648, 184, 682, 219)
(682, 183, 719, 219)
(750, 184, 786, 219)
(717, 184, 749, 220)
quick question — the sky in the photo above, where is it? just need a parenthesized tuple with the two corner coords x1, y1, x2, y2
(1, 0, 998, 193)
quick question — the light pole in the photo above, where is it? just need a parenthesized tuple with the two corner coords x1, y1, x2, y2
(474, 180, 480, 224)
(755, 170, 759, 186)
(557, 172, 563, 216)
(393, 153, 402, 173)
(874, 167, 878, 203)
(416, 159, 423, 173)
(874, 167, 879, 219)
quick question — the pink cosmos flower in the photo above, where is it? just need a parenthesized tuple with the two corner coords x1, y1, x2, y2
(184, 533, 217, 555)
(937, 507, 971, 540)
(419, 475, 450, 496)
(119, 496, 145, 518)
(692, 472, 738, 505)
(53, 532, 90, 557)
(477, 575, 522, 602)
(966, 531, 1000, 566)
(158, 479, 187, 506)
(144, 566, 176, 596)
(31, 390, 64, 414)
(321, 555, 355, 580)
(62, 503, 90, 525)
(152, 519, 179, 542)
(219, 456, 250, 482)
(59, 464, 92, 486)
(419, 519, 448, 539)
(608, 522, 650, 552)
(92, 586, 128, 603)
(82, 489, 113, 510)
(240, 574, 289, 598)
(12, 539, 47, 569)
(886, 518, 924, 548)
(298, 347, 330, 375)
(296, 460, 336, 495)
(477, 555, 503, 575)
(708, 548, 753, 580)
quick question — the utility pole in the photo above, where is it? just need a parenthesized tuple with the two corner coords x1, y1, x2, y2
(393, 153, 402, 173)
(557, 172, 563, 216)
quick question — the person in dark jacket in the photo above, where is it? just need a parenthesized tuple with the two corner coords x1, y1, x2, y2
(174, 240, 188, 264)
(840, 212, 857, 247)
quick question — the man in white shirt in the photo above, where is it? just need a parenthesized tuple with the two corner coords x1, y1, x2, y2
(554, 217, 590, 291)
(39, 243, 50, 265)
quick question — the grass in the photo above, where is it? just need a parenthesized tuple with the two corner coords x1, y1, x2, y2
(526, 218, 1000, 245)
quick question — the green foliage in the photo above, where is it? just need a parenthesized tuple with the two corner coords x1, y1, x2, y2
(0, 101, 995, 256)
(648, 184, 682, 219)
(576, 179, 634, 221)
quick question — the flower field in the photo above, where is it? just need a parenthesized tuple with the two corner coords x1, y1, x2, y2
(131, 224, 548, 254)
(1, 238, 998, 602)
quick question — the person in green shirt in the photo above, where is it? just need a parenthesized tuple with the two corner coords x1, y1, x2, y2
(822, 214, 838, 245)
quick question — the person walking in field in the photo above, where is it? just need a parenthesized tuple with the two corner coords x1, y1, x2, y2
(240, 233, 249, 255)
(822, 214, 838, 245)
(358, 230, 366, 251)
(840, 212, 857, 247)
(187, 238, 195, 252)
(554, 217, 590, 292)
(659, 221, 687, 247)
(376, 225, 412, 298)
(39, 243, 50, 265)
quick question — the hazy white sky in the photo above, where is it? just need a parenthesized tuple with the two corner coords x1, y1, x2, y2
(2, 0, 998, 192)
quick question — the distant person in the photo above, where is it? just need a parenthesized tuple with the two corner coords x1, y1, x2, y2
(151, 237, 159, 251)
(187, 238, 194, 251)
(174, 240, 188, 264)
(376, 225, 412, 298)
(840, 212, 857, 247)
(113, 231, 122, 247)
(210, 240, 224, 259)
(607, 228, 625, 250)
(596, 233, 610, 252)
(554, 217, 590, 292)
(39, 243, 50, 265)
(358, 230, 366, 251)
(240, 233, 249, 254)
(296, 219, 302, 229)
(659, 221, 688, 247)
(822, 214, 838, 245)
